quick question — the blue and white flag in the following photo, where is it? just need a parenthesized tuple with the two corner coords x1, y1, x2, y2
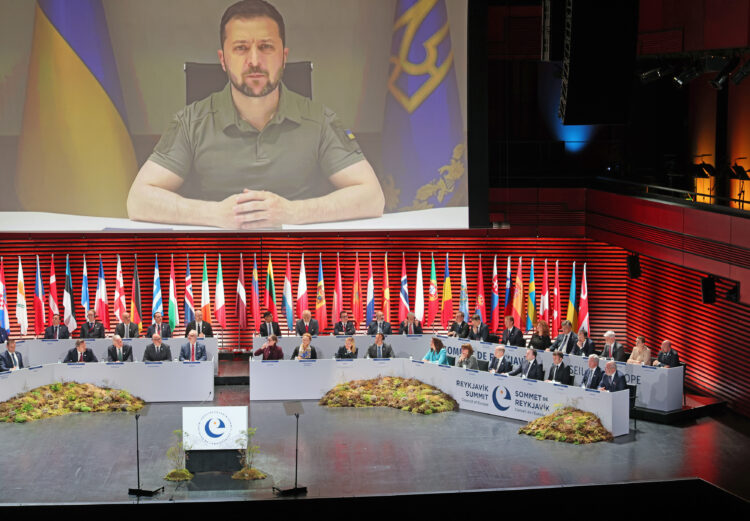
(152, 255, 163, 321)
(80, 254, 89, 313)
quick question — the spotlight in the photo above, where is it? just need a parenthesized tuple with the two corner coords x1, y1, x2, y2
(640, 66, 674, 84)
(673, 66, 701, 88)
(710, 55, 740, 89)
(731, 59, 750, 85)
(726, 282, 740, 303)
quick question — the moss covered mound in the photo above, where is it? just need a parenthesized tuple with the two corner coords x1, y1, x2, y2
(165, 468, 193, 482)
(518, 406, 614, 444)
(232, 467, 267, 480)
(0, 382, 145, 423)
(319, 376, 458, 415)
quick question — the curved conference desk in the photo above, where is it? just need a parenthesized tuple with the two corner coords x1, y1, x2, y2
(0, 360, 214, 402)
(252, 334, 683, 412)
(249, 358, 630, 437)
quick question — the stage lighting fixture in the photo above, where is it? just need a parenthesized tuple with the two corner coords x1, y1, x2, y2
(639, 66, 674, 84)
(726, 283, 740, 303)
(710, 55, 740, 89)
(731, 59, 750, 85)
(673, 66, 701, 88)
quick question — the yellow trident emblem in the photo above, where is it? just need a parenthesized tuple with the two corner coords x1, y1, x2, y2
(388, 0, 454, 114)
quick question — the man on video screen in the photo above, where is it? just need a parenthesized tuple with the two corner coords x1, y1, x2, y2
(127, 0, 384, 229)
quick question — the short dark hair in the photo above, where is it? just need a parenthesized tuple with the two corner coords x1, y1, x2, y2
(263, 311, 273, 319)
(552, 351, 563, 360)
(220, 0, 286, 48)
(75, 339, 86, 348)
(340, 311, 347, 318)
(471, 314, 481, 322)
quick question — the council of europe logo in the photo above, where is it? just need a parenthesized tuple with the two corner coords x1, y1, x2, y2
(492, 386, 511, 411)
(198, 411, 232, 445)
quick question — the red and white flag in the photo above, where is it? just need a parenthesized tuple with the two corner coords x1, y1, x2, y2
(398, 253, 409, 323)
(236, 253, 247, 329)
(48, 254, 60, 325)
(579, 262, 589, 333)
(552, 260, 561, 337)
(114, 254, 127, 323)
(296, 253, 308, 318)
(540, 259, 550, 325)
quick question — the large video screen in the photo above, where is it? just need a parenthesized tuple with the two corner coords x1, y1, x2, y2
(0, 0, 468, 231)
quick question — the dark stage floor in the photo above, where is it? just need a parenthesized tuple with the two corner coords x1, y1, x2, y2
(0, 385, 748, 505)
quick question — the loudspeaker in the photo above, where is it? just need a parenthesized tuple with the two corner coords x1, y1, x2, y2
(626, 254, 641, 278)
(701, 276, 716, 304)
(558, 0, 639, 124)
(727, 283, 740, 303)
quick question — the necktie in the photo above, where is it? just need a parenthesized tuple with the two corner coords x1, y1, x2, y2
(197, 323, 201, 335)
(524, 361, 530, 377)
(79, 351, 83, 362)
(11, 353, 17, 368)
(191, 344, 195, 361)
(55, 326, 59, 339)
(124, 325, 129, 339)
(409, 323, 413, 335)
(552, 365, 557, 381)
(305, 323, 309, 332)
(378, 322, 382, 333)
(378, 345, 382, 358)
(118, 348, 123, 362)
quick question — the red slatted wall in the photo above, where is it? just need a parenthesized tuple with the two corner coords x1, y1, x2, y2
(627, 255, 750, 416)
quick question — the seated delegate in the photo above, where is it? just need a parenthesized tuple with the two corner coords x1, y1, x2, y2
(291, 333, 318, 360)
(335, 337, 358, 359)
(422, 337, 447, 364)
(455, 343, 479, 369)
(253, 334, 284, 360)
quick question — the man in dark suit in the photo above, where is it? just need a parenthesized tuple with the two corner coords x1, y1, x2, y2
(508, 348, 544, 380)
(79, 310, 105, 338)
(0, 339, 24, 371)
(447, 311, 469, 338)
(549, 320, 578, 354)
(367, 333, 395, 358)
(184, 309, 214, 338)
(0, 327, 8, 345)
(143, 333, 172, 361)
(259, 311, 281, 337)
(295, 309, 319, 336)
(44, 314, 70, 339)
(501, 316, 524, 346)
(488, 345, 514, 374)
(63, 339, 98, 363)
(398, 312, 423, 335)
(576, 327, 596, 356)
(333, 311, 356, 335)
(114, 311, 139, 340)
(146, 311, 172, 338)
(581, 354, 603, 389)
(179, 330, 208, 361)
(366, 310, 392, 335)
(599, 361, 626, 392)
(601, 331, 626, 362)
(467, 314, 488, 341)
(107, 335, 133, 362)
(653, 340, 680, 368)
(546, 351, 572, 385)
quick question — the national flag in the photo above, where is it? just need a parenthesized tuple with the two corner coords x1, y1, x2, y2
(0, 258, 10, 334)
(490, 255, 499, 332)
(251, 255, 261, 331)
(552, 260, 561, 337)
(48, 254, 60, 325)
(398, 253, 409, 323)
(352, 253, 363, 327)
(130, 257, 142, 334)
(526, 259, 536, 332)
(440, 253, 453, 329)
(34, 255, 45, 336)
(16, 257, 28, 335)
(414, 253, 424, 323)
(184, 255, 195, 326)
(236, 254, 247, 330)
(511, 257, 524, 327)
(332, 253, 343, 326)
(425, 253, 438, 329)
(383, 253, 391, 322)
(168, 254, 179, 332)
(382, 0, 465, 213)
(95, 255, 109, 329)
(566, 262, 578, 332)
(283, 254, 294, 332)
(80, 254, 89, 313)
(114, 255, 126, 323)
(503, 256, 512, 316)
(315, 254, 328, 333)
(201, 255, 212, 322)
(15, 0, 137, 219)
(152, 255, 163, 322)
(579, 262, 589, 333)
(366, 253, 375, 326)
(265, 254, 277, 321)
(459, 254, 468, 318)
(63, 255, 77, 332)
(215, 254, 226, 329)
(540, 259, 550, 325)
(475, 255, 486, 323)
(296, 253, 308, 318)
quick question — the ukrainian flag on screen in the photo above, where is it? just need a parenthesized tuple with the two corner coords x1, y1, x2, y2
(381, 0, 466, 213)
(15, 0, 136, 218)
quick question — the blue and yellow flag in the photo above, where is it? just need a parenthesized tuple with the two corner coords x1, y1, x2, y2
(16, 0, 136, 217)
(381, 0, 466, 212)
(566, 262, 578, 332)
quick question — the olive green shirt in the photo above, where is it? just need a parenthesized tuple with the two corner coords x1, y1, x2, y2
(149, 82, 364, 202)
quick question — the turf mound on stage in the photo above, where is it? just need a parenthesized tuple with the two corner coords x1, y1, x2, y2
(518, 406, 613, 443)
(319, 376, 458, 414)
